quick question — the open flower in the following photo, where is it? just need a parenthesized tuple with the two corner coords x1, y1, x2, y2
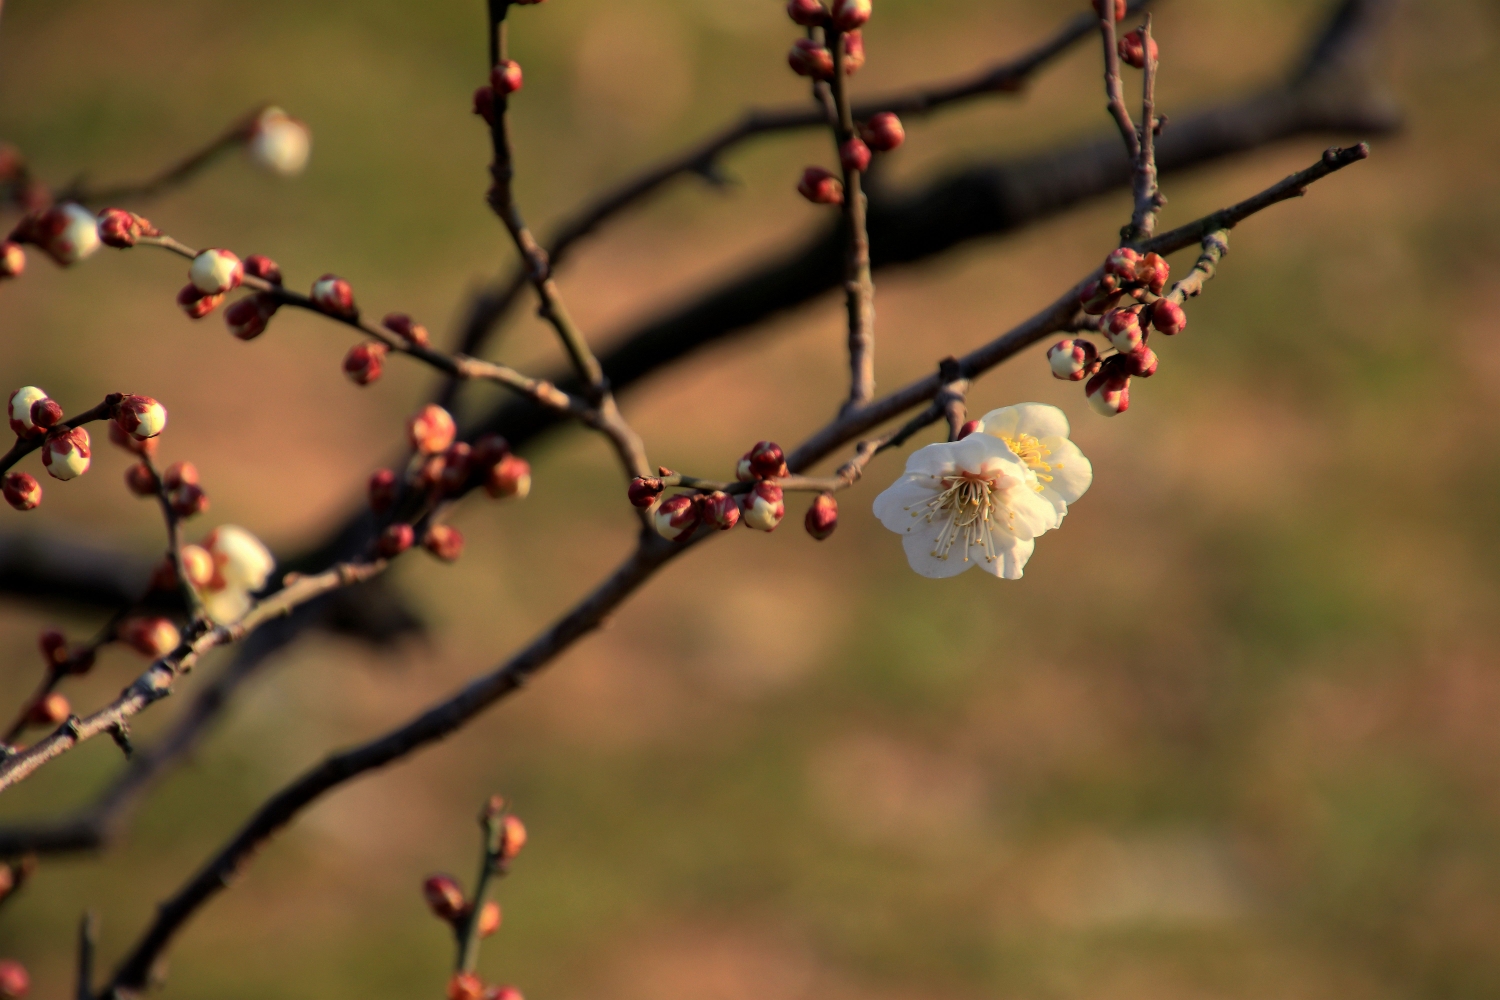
(872, 403, 1090, 579)
(193, 525, 276, 624)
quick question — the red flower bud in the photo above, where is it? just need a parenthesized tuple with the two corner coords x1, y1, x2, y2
(741, 481, 786, 532)
(473, 86, 496, 125)
(860, 112, 904, 152)
(957, 420, 981, 439)
(0, 241, 24, 278)
(407, 405, 457, 455)
(1047, 338, 1100, 381)
(225, 294, 277, 341)
(842, 30, 865, 74)
(831, 0, 871, 30)
(424, 874, 467, 918)
(117, 394, 167, 439)
(0, 959, 30, 1000)
(120, 616, 181, 658)
(787, 0, 828, 25)
(700, 491, 740, 530)
(379, 523, 415, 557)
(487, 454, 531, 500)
(1135, 251, 1169, 294)
(447, 973, 484, 1000)
(491, 60, 524, 95)
(169, 482, 209, 519)
(108, 418, 158, 458)
(342, 341, 388, 386)
(28, 692, 70, 727)
(42, 426, 91, 481)
(432, 444, 469, 496)
(746, 441, 788, 480)
(3, 472, 40, 511)
(473, 434, 511, 470)
(125, 462, 160, 497)
(1085, 367, 1131, 417)
(163, 461, 198, 490)
(797, 167, 844, 205)
(178, 284, 224, 319)
(39, 629, 69, 667)
(1150, 298, 1186, 335)
(310, 274, 356, 317)
(368, 468, 398, 513)
(1080, 275, 1125, 315)
(804, 492, 838, 540)
(788, 38, 835, 79)
(29, 398, 62, 432)
(244, 254, 283, 284)
(1093, 0, 1125, 22)
(1117, 28, 1158, 69)
(628, 476, 664, 508)
(1103, 307, 1143, 352)
(189, 248, 244, 295)
(839, 137, 872, 173)
(476, 900, 502, 938)
(501, 814, 528, 859)
(382, 313, 431, 348)
(423, 524, 466, 563)
(1122, 343, 1158, 378)
(1104, 247, 1141, 279)
(98, 208, 155, 248)
(653, 494, 699, 541)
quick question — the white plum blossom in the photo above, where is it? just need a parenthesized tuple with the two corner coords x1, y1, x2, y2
(872, 403, 1091, 579)
(247, 107, 311, 176)
(194, 525, 276, 624)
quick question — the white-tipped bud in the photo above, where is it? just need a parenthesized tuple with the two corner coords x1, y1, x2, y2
(1104, 308, 1143, 353)
(407, 404, 456, 455)
(248, 107, 311, 176)
(205, 525, 276, 592)
(180, 544, 216, 588)
(41, 427, 91, 480)
(8, 386, 50, 437)
(1047, 339, 1099, 382)
(1085, 369, 1131, 417)
(120, 616, 181, 659)
(654, 494, 699, 541)
(740, 481, 786, 532)
(117, 394, 167, 439)
(35, 204, 101, 266)
(189, 248, 244, 295)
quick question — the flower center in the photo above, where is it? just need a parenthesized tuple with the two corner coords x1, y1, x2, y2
(912, 471, 1016, 565)
(1002, 432, 1055, 484)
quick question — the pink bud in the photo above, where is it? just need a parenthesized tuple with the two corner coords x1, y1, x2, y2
(473, 86, 496, 125)
(310, 274, 356, 317)
(654, 494, 699, 541)
(423, 524, 466, 563)
(860, 112, 904, 152)
(9, 386, 52, 436)
(117, 394, 167, 439)
(1122, 343, 1158, 378)
(1103, 307, 1143, 352)
(831, 0, 871, 30)
(1085, 368, 1131, 417)
(0, 241, 24, 278)
(343, 341, 388, 386)
(700, 491, 740, 530)
(957, 420, 981, 439)
(244, 254, 283, 284)
(839, 137, 872, 173)
(0, 962, 28, 1000)
(163, 461, 198, 490)
(3, 472, 40, 511)
(1135, 252, 1169, 294)
(476, 900, 502, 938)
(178, 284, 224, 319)
(741, 481, 786, 532)
(98, 208, 156, 248)
(180, 544, 216, 588)
(39, 629, 69, 667)
(448, 974, 484, 1000)
(42, 426, 91, 481)
(500, 814, 527, 858)
(1080, 275, 1124, 315)
(746, 441, 788, 480)
(1047, 338, 1100, 381)
(382, 313, 431, 348)
(225, 294, 277, 340)
(120, 616, 181, 658)
(379, 523, 415, 557)
(407, 404, 457, 455)
(32, 203, 100, 265)
(28, 692, 70, 727)
(491, 60, 524, 95)
(487, 454, 531, 500)
(1104, 247, 1141, 279)
(439, 443, 473, 495)
(1117, 28, 1158, 69)
(482, 988, 523, 1000)
(108, 418, 157, 458)
(628, 477, 664, 508)
(797, 167, 844, 206)
(788, 38, 835, 79)
(842, 30, 865, 73)
(368, 468, 398, 513)
(125, 462, 160, 497)
(169, 482, 209, 518)
(29, 398, 62, 432)
(804, 492, 838, 540)
(189, 248, 244, 295)
(424, 874, 467, 922)
(1093, 0, 1125, 22)
(1150, 298, 1186, 335)
(787, 0, 828, 25)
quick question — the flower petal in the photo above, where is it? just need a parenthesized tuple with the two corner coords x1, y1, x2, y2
(975, 535, 1034, 579)
(901, 524, 976, 578)
(1005, 483, 1062, 539)
(872, 477, 940, 533)
(980, 402, 1072, 442)
(1038, 435, 1092, 505)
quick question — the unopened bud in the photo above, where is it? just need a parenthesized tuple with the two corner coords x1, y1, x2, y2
(248, 107, 312, 177)
(3, 472, 40, 511)
(473, 87, 496, 125)
(746, 441, 788, 480)
(1150, 298, 1186, 335)
(225, 294, 277, 340)
(788, 38, 835, 79)
(9, 386, 51, 437)
(860, 112, 904, 152)
(501, 814, 528, 859)
(839, 137, 871, 173)
(311, 274, 356, 317)
(797, 167, 843, 206)
(28, 692, 69, 727)
(163, 461, 198, 491)
(700, 491, 740, 530)
(382, 313, 431, 348)
(342, 342, 387, 386)
(42, 426, 91, 481)
(117, 394, 167, 439)
(1104, 247, 1141, 279)
(425, 875, 467, 921)
(180, 544, 216, 588)
(120, 616, 181, 658)
(831, 0, 871, 30)
(1103, 308, 1143, 352)
(1085, 367, 1131, 417)
(97, 208, 156, 248)
(439, 443, 473, 495)
(423, 524, 466, 562)
(0, 241, 24, 278)
(244, 254, 283, 284)
(491, 60, 524, 95)
(1118, 28, 1158, 69)
(39, 630, 68, 667)
(741, 481, 786, 532)
(1047, 338, 1100, 381)
(628, 476, 665, 509)
(1122, 343, 1158, 378)
(108, 418, 158, 458)
(473, 434, 511, 469)
(957, 420, 981, 439)
(1093, 0, 1125, 22)
(804, 492, 838, 540)
(654, 494, 699, 541)
(487, 454, 531, 500)
(476, 900, 502, 938)
(178, 284, 224, 319)
(379, 523, 415, 557)
(368, 469, 398, 513)
(787, 0, 828, 25)
(33, 203, 101, 266)
(447, 973, 484, 1000)
(29, 398, 63, 433)
(190, 248, 244, 295)
(0, 959, 30, 1000)
(125, 462, 160, 497)
(1135, 251, 1169, 294)
(1080, 275, 1124, 315)
(842, 30, 865, 73)
(407, 404, 457, 455)
(169, 482, 209, 518)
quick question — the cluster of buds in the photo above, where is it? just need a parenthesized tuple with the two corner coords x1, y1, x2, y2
(164, 461, 210, 517)
(473, 60, 524, 125)
(0, 959, 29, 1000)
(787, 33, 863, 79)
(10, 203, 100, 266)
(425, 802, 529, 1000)
(247, 106, 311, 177)
(97, 208, 159, 248)
(224, 255, 284, 340)
(179, 525, 276, 625)
(8, 386, 63, 438)
(1118, 28, 1158, 69)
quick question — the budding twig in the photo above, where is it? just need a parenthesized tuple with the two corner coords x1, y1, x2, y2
(1099, 7, 1141, 164)
(0, 396, 120, 477)
(1128, 15, 1162, 241)
(142, 454, 205, 622)
(827, 24, 877, 413)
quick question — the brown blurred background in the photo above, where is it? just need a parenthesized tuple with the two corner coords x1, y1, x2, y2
(3, 0, 1499, 997)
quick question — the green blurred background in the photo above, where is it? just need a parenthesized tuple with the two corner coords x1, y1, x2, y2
(3, 0, 1499, 997)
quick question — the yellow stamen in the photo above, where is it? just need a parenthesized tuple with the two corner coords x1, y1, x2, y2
(905, 471, 1012, 564)
(1002, 433, 1054, 483)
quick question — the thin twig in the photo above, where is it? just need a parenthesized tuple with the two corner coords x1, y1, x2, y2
(1099, 6, 1141, 163)
(1127, 14, 1162, 241)
(0, 396, 121, 476)
(828, 25, 876, 413)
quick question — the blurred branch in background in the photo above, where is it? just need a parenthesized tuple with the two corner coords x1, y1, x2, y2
(0, 0, 1397, 858)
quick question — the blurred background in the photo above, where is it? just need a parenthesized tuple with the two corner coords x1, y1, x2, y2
(2, 0, 1498, 997)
